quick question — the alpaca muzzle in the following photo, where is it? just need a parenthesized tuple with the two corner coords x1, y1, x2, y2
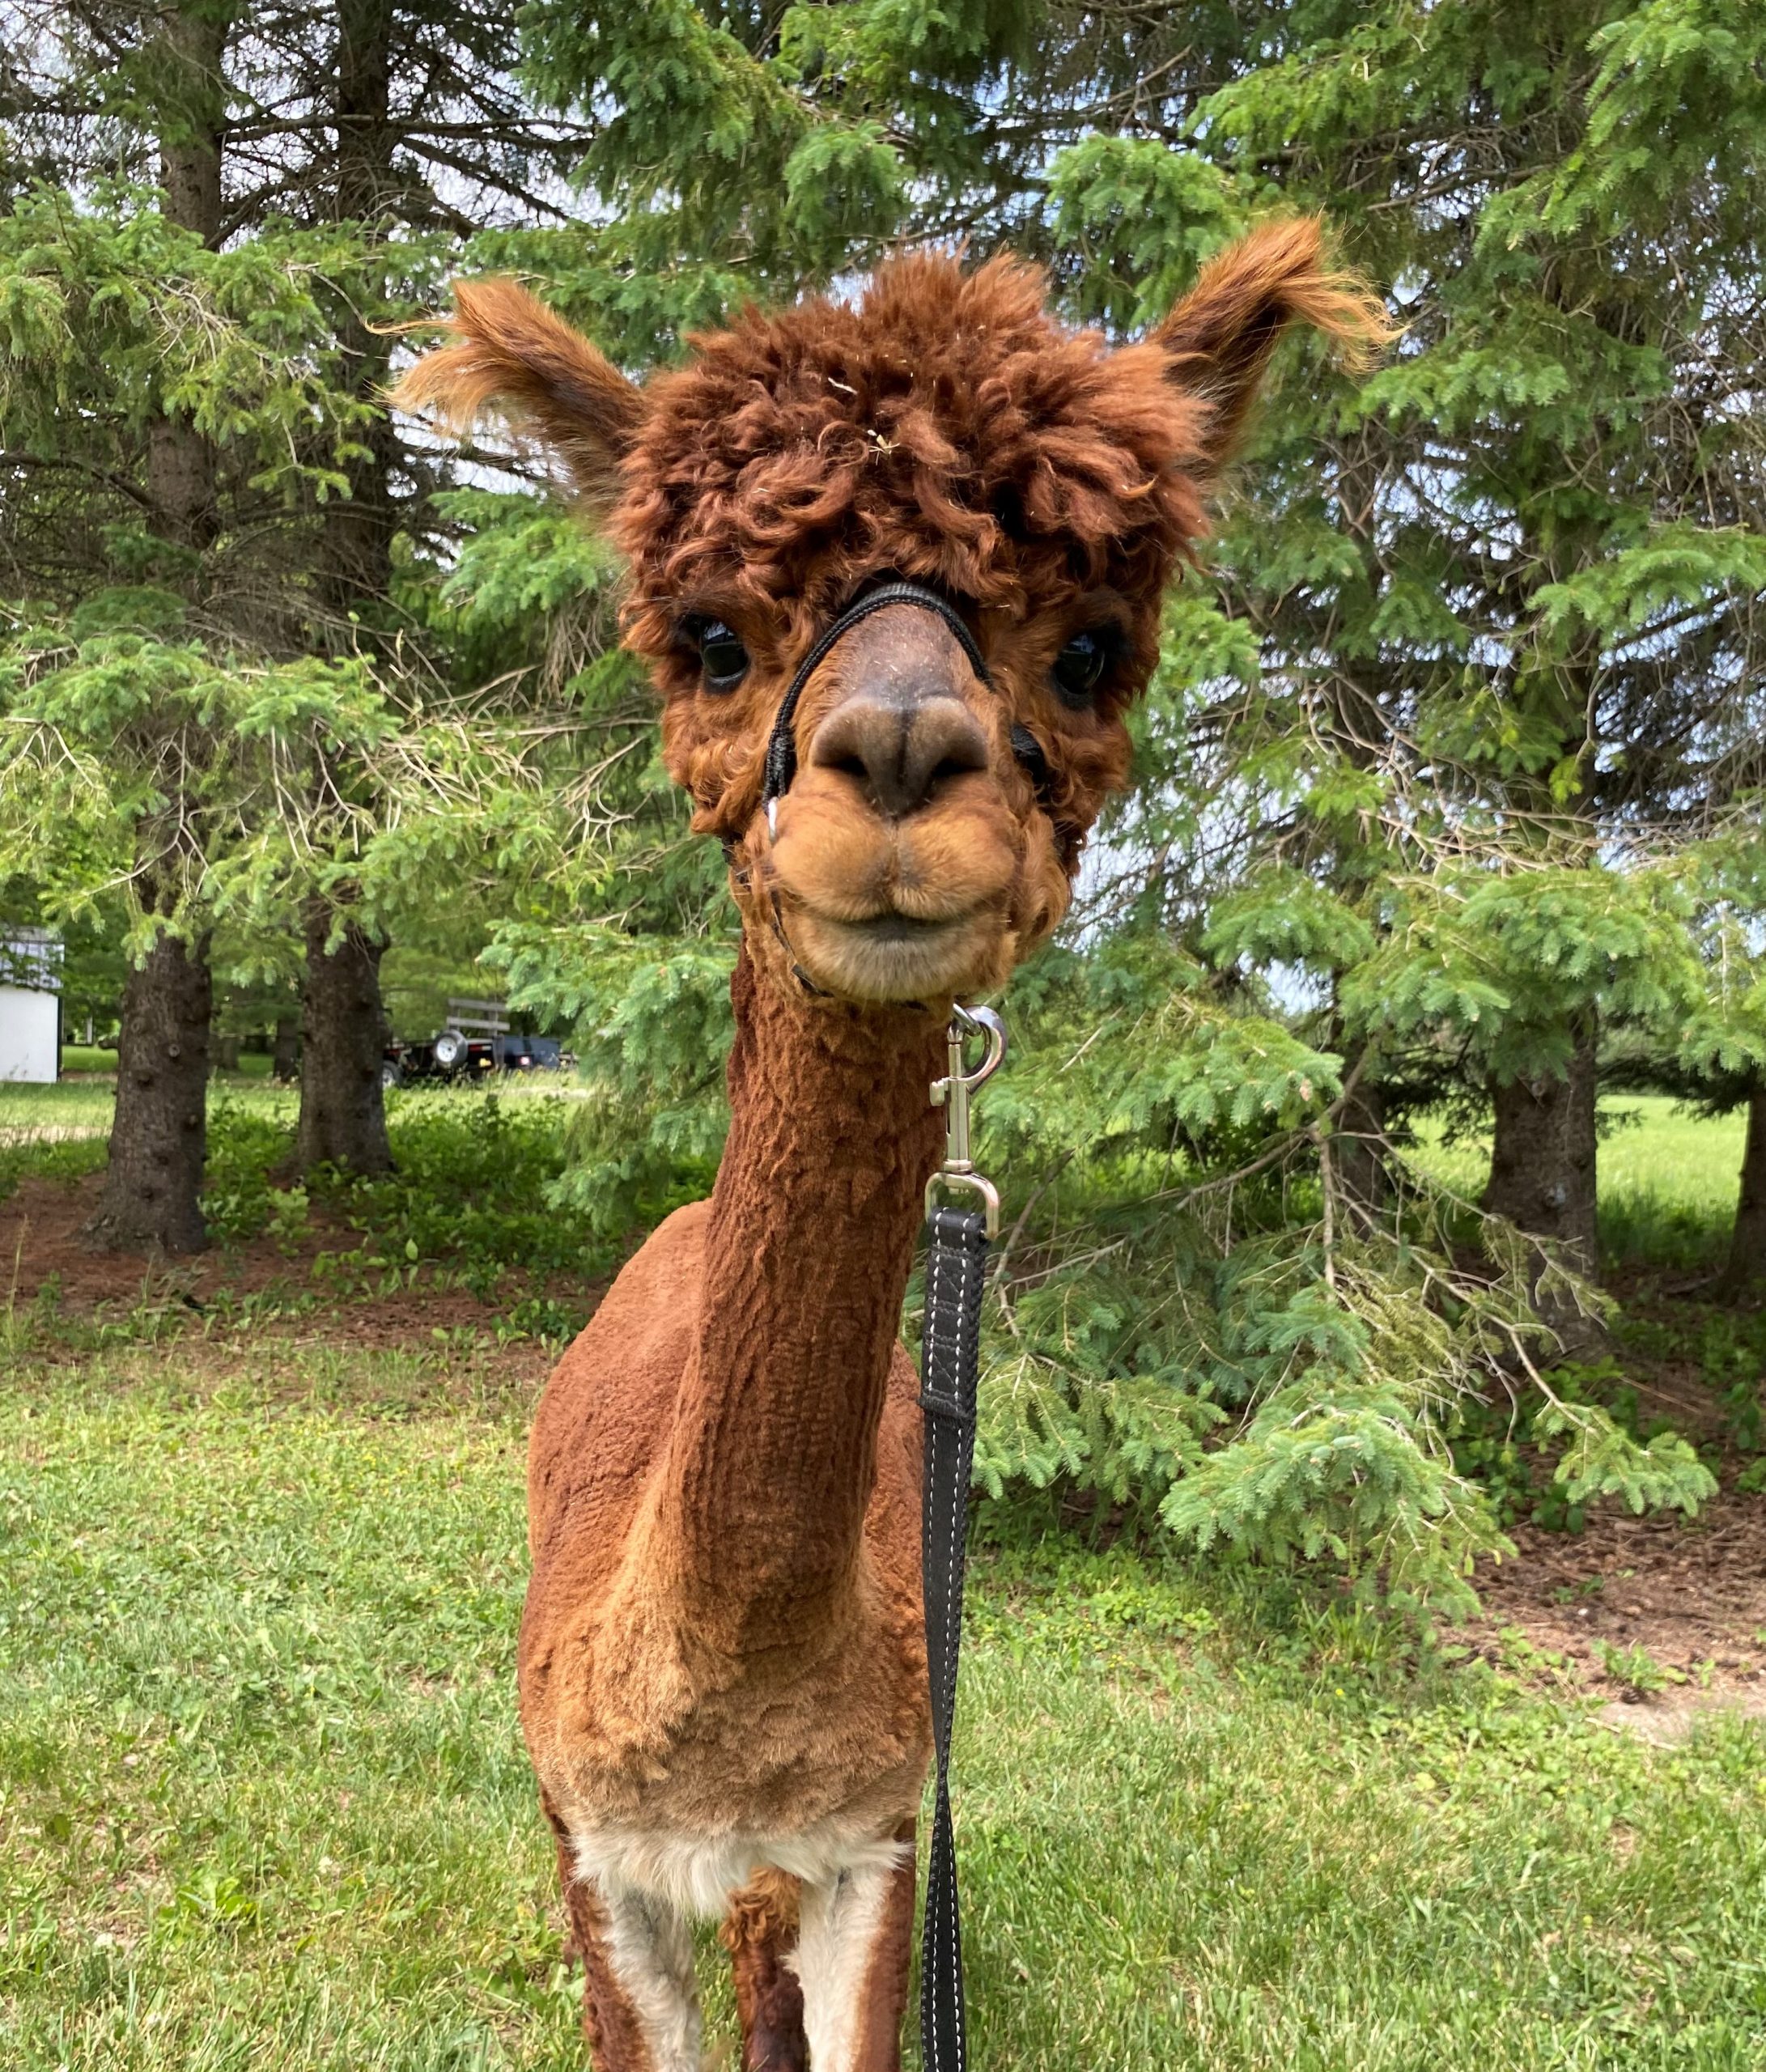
(748, 583, 1048, 1001)
(760, 582, 995, 828)
(760, 580, 1055, 835)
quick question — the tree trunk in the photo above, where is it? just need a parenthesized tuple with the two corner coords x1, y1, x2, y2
(214, 1032, 240, 1072)
(1326, 1004, 1389, 1225)
(87, 929, 212, 1253)
(287, 0, 399, 1153)
(317, 0, 397, 626)
(296, 901, 394, 1175)
(272, 1014, 299, 1082)
(147, 1, 225, 547)
(90, 2, 227, 1253)
(1335, 1071, 1389, 1223)
(1718, 1084, 1766, 1298)
(1484, 1018, 1601, 1346)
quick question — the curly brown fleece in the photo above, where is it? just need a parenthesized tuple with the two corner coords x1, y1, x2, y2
(397, 221, 1386, 853)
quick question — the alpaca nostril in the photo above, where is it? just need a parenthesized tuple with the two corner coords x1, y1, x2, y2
(809, 693, 989, 820)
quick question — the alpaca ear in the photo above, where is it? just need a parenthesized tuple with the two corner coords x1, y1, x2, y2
(1155, 219, 1391, 473)
(390, 278, 648, 506)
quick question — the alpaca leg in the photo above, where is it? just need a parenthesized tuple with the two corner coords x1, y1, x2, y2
(546, 1814, 702, 2072)
(572, 1875, 703, 2072)
(794, 1824, 917, 2072)
(720, 1868, 808, 2071)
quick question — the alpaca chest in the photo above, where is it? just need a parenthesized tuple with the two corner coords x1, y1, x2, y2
(529, 1612, 930, 1915)
(568, 1812, 912, 1919)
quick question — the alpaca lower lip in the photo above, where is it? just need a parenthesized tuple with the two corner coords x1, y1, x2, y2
(789, 906, 989, 1001)
(838, 913, 958, 945)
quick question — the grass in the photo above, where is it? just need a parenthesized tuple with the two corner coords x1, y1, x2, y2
(0, 1081, 293, 1207)
(2, 1080, 1763, 2064)
(0, 1070, 575, 1142)
(3, 1348, 1765, 2070)
(0, 1077, 587, 1229)
(0, 1073, 282, 1166)
(1598, 1099, 1746, 1218)
(58, 1047, 274, 1077)
(6, 1077, 1746, 1272)
(0, 1076, 125, 1134)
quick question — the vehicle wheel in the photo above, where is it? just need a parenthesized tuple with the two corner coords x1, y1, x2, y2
(380, 1059, 403, 1090)
(432, 1029, 467, 1070)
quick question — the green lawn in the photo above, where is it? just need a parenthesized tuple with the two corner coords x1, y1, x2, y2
(0, 1080, 295, 1205)
(0, 1075, 576, 1133)
(3, 1352, 1764, 2070)
(0, 1079, 579, 1204)
(0, 1076, 124, 1135)
(1416, 1095, 1742, 1209)
(55, 1047, 275, 1078)
(0, 1074, 291, 1145)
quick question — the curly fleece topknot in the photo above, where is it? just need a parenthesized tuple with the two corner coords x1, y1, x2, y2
(614, 249, 1210, 642)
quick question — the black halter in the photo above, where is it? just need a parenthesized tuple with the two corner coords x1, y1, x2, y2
(758, 580, 1055, 817)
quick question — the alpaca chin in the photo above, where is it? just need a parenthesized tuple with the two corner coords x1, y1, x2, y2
(755, 764, 1022, 1002)
(785, 905, 1013, 1004)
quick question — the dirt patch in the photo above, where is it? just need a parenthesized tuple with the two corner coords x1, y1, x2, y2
(1593, 1690, 1766, 1746)
(1, 1170, 605, 1381)
(1462, 1478, 1766, 1722)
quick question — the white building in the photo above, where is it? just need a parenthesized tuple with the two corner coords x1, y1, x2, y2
(0, 928, 62, 1083)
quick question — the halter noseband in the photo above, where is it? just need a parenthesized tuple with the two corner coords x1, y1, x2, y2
(758, 580, 1056, 832)
(742, 580, 1066, 993)
(761, 582, 993, 817)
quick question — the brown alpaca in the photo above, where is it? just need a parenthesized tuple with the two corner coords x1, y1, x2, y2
(396, 222, 1385, 2071)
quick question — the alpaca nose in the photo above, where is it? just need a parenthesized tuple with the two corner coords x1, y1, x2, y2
(809, 690, 989, 819)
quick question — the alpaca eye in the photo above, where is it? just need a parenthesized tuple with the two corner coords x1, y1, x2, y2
(1051, 629, 1111, 709)
(695, 620, 749, 692)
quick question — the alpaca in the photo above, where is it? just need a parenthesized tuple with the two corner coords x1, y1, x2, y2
(396, 222, 1385, 2072)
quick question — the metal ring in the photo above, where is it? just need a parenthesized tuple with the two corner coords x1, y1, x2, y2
(925, 1168, 1000, 1239)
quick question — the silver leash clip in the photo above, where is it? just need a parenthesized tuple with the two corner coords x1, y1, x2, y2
(926, 1003, 1007, 1238)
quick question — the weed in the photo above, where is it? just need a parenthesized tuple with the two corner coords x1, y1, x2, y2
(1592, 1640, 1685, 1697)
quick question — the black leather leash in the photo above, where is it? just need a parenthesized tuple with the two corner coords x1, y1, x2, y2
(918, 1006, 1006, 2072)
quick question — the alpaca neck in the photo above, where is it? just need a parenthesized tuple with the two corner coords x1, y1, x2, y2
(661, 945, 944, 1652)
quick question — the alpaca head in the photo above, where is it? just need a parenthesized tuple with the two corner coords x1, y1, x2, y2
(397, 223, 1386, 1007)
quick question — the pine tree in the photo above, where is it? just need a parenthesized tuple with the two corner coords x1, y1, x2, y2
(1, 0, 588, 1225)
(5, 0, 240, 1246)
(237, 0, 588, 1173)
(459, 0, 1750, 1596)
